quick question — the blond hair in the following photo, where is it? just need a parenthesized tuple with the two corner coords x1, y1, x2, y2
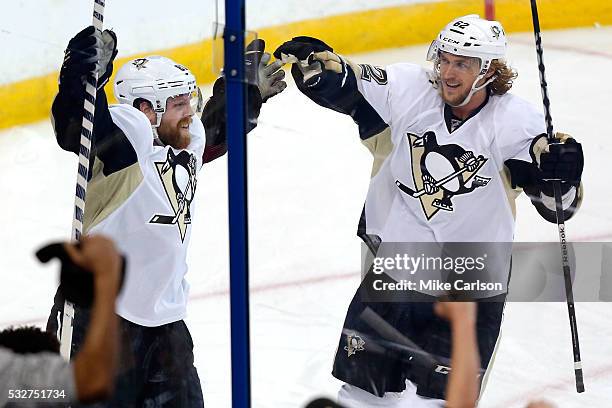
(488, 59, 518, 95)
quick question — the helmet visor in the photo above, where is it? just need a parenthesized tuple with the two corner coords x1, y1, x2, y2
(189, 87, 204, 115)
(426, 40, 439, 62)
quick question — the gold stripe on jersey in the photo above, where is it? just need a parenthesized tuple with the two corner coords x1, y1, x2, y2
(83, 157, 144, 233)
(361, 127, 393, 178)
(501, 166, 522, 219)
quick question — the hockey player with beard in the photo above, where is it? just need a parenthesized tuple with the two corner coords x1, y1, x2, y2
(275, 14, 583, 407)
(46, 26, 286, 406)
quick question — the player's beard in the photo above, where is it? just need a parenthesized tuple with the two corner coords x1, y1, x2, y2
(159, 117, 192, 149)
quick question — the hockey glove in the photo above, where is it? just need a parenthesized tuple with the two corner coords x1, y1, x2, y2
(519, 133, 584, 223)
(245, 39, 286, 102)
(531, 133, 583, 195)
(274, 36, 347, 90)
(60, 26, 118, 96)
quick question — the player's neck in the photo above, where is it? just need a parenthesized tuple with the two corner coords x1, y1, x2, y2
(451, 89, 488, 120)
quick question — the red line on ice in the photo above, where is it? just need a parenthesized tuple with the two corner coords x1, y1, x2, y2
(0, 271, 359, 328)
(3, 231, 611, 327)
(189, 270, 359, 301)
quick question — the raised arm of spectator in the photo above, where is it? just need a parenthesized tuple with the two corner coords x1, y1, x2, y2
(67, 235, 121, 403)
(434, 301, 480, 408)
(0, 235, 122, 406)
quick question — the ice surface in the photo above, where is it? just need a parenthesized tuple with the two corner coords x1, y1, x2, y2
(0, 26, 611, 407)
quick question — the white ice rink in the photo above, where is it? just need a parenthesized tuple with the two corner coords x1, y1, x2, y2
(1, 26, 611, 407)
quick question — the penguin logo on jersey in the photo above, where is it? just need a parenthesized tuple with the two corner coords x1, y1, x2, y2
(149, 149, 198, 242)
(344, 333, 365, 357)
(395, 132, 491, 220)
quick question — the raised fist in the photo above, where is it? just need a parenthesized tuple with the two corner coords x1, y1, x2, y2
(60, 26, 118, 93)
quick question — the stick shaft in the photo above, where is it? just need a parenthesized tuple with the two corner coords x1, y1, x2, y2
(529, 0, 584, 393)
(60, 0, 106, 360)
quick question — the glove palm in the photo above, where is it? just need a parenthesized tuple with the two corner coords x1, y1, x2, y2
(245, 39, 286, 102)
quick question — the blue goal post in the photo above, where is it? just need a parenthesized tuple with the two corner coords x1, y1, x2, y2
(224, 0, 251, 406)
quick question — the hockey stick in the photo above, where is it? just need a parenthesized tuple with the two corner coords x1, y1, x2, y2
(529, 0, 584, 393)
(395, 156, 486, 198)
(60, 0, 106, 360)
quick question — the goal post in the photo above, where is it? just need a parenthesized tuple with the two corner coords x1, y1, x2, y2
(224, 0, 251, 406)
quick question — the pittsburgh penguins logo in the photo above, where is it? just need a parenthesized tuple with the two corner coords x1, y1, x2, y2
(149, 149, 198, 242)
(344, 333, 365, 357)
(395, 132, 491, 220)
(491, 25, 502, 39)
(132, 58, 148, 70)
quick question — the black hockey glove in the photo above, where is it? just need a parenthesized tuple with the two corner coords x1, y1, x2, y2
(539, 137, 583, 184)
(59, 26, 118, 97)
(245, 39, 286, 102)
(274, 36, 347, 90)
(531, 133, 583, 195)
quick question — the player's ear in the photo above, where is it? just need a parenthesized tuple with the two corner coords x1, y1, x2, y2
(136, 99, 157, 125)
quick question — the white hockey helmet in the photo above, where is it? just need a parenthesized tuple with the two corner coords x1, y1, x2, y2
(113, 56, 202, 127)
(427, 14, 507, 107)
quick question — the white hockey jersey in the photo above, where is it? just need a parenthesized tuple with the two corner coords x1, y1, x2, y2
(83, 104, 205, 326)
(356, 63, 545, 243)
